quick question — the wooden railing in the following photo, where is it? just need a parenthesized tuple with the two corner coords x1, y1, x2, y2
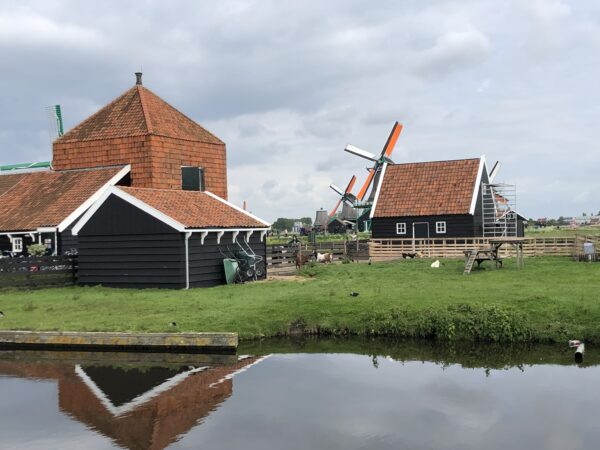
(369, 237, 578, 261)
(0, 255, 78, 289)
(266, 241, 369, 273)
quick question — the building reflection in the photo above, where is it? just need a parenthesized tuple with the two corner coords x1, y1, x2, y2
(0, 352, 265, 449)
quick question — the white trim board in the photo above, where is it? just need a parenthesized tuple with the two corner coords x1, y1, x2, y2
(204, 191, 271, 227)
(72, 186, 186, 235)
(72, 187, 270, 238)
(57, 165, 131, 232)
(369, 162, 388, 219)
(469, 156, 486, 216)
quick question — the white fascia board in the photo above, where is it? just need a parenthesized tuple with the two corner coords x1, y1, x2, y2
(37, 227, 57, 233)
(204, 191, 271, 227)
(0, 231, 37, 236)
(71, 186, 185, 236)
(57, 165, 131, 232)
(469, 155, 486, 216)
(369, 162, 388, 219)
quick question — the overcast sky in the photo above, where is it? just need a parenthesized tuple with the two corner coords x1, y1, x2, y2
(0, 0, 598, 221)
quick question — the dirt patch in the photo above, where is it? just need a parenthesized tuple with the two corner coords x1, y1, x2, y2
(262, 275, 310, 283)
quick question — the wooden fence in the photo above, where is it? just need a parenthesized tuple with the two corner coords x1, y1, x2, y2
(369, 237, 579, 261)
(266, 241, 369, 273)
(0, 256, 78, 289)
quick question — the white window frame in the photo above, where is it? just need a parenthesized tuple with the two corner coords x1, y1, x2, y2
(436, 221, 447, 234)
(12, 237, 23, 253)
(396, 223, 406, 235)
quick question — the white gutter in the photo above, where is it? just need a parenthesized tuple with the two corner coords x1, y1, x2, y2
(184, 231, 191, 289)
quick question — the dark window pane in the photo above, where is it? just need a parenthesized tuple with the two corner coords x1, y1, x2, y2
(182, 167, 200, 191)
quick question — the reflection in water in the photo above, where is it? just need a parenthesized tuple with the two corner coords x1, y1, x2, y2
(0, 340, 599, 450)
(0, 352, 262, 450)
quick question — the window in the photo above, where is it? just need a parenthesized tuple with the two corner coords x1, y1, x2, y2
(44, 239, 53, 249)
(436, 221, 447, 234)
(12, 237, 23, 253)
(396, 223, 406, 235)
(181, 166, 205, 191)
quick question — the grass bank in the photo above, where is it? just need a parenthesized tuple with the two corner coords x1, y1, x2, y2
(0, 257, 599, 343)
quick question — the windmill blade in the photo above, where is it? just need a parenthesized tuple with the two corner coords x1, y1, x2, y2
(357, 169, 375, 201)
(345, 175, 357, 193)
(330, 184, 344, 196)
(380, 121, 403, 159)
(329, 197, 343, 218)
(344, 144, 378, 162)
(345, 193, 358, 205)
(488, 161, 501, 182)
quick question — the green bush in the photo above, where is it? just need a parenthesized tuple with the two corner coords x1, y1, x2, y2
(27, 244, 48, 257)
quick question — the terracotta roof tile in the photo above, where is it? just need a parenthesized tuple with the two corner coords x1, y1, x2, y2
(0, 167, 125, 231)
(118, 187, 268, 229)
(373, 158, 481, 217)
(57, 86, 222, 145)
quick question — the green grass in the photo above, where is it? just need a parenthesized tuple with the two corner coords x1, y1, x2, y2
(1, 257, 599, 343)
(525, 226, 600, 237)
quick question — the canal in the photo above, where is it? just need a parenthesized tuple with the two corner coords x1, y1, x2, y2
(0, 338, 598, 449)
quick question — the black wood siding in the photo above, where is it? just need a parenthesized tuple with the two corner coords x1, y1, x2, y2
(0, 236, 11, 255)
(372, 214, 478, 238)
(188, 232, 266, 288)
(77, 194, 186, 288)
(76, 193, 267, 289)
(58, 224, 79, 255)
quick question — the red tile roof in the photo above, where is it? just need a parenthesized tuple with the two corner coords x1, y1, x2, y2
(118, 187, 268, 229)
(373, 158, 482, 218)
(0, 167, 126, 231)
(56, 86, 223, 145)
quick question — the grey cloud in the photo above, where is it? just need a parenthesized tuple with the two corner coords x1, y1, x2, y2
(0, 0, 598, 221)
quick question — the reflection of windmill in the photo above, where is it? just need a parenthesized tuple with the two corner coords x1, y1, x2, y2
(329, 175, 357, 219)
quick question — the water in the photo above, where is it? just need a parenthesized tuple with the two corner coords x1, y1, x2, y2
(0, 339, 598, 450)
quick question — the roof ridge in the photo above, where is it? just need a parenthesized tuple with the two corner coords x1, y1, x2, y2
(140, 86, 224, 144)
(137, 85, 153, 134)
(390, 157, 480, 167)
(56, 86, 139, 142)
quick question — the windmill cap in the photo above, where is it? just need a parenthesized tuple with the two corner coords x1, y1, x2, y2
(135, 72, 143, 85)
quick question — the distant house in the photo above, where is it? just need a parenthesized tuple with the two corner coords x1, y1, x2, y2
(370, 157, 525, 239)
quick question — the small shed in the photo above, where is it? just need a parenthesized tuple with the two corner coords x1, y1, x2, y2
(72, 186, 270, 288)
(327, 218, 351, 234)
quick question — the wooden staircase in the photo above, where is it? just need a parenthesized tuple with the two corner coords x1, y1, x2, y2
(463, 251, 477, 275)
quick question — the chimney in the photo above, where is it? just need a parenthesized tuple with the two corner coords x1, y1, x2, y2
(135, 72, 143, 85)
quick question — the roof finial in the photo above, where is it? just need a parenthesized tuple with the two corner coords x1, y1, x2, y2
(135, 72, 143, 85)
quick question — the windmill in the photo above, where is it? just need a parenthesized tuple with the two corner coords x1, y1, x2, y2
(329, 175, 357, 219)
(345, 121, 403, 203)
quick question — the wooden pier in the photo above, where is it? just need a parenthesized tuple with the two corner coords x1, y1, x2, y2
(0, 331, 238, 353)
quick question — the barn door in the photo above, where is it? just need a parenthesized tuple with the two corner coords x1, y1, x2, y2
(412, 222, 429, 239)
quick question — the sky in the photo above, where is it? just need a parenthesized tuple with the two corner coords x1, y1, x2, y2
(0, 0, 598, 222)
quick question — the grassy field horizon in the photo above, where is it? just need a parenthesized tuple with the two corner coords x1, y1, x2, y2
(0, 257, 598, 343)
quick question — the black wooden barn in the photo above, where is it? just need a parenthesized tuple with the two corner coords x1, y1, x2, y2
(369, 157, 525, 239)
(72, 186, 270, 288)
(327, 217, 352, 234)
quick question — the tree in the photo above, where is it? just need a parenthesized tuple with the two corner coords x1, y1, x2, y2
(271, 218, 295, 232)
(300, 217, 313, 226)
